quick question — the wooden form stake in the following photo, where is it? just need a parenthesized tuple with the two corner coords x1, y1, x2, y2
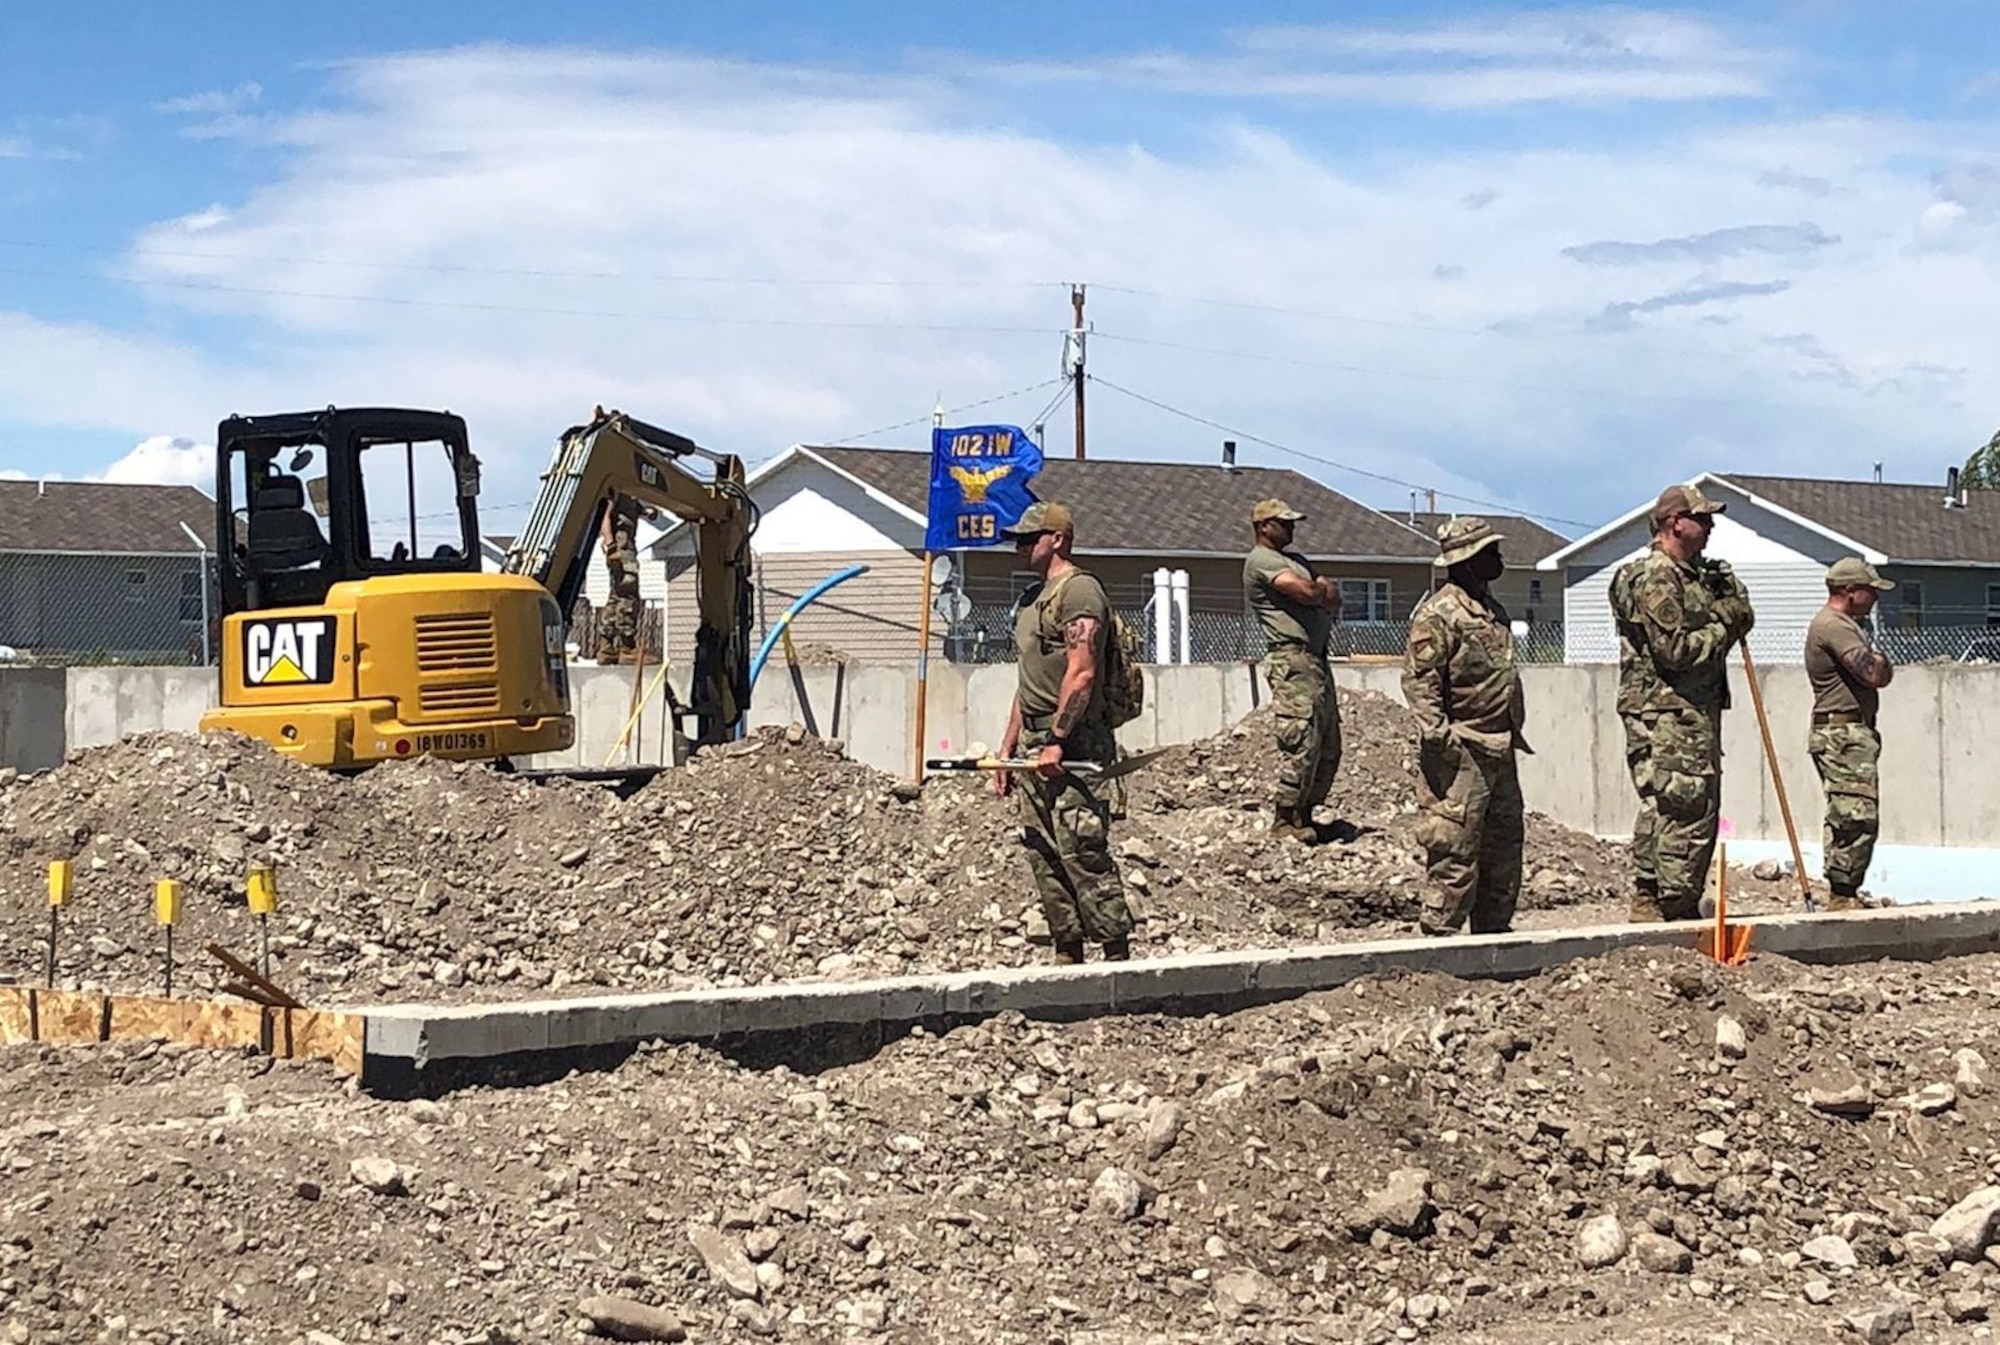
(45, 861, 71, 988)
(154, 879, 182, 997)
(247, 866, 278, 979)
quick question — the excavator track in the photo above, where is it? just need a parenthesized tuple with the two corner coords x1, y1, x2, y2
(492, 762, 666, 799)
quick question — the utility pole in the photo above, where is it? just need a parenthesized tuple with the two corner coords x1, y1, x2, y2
(1067, 284, 1087, 460)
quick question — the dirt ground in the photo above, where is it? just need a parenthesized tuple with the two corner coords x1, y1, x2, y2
(0, 689, 1806, 1007)
(7, 945, 2000, 1343)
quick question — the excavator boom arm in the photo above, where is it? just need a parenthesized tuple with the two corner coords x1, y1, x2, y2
(505, 408, 758, 746)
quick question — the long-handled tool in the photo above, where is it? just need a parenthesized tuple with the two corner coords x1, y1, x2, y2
(1740, 642, 1817, 913)
(925, 746, 1171, 781)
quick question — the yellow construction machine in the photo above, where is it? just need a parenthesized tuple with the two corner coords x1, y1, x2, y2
(198, 405, 756, 776)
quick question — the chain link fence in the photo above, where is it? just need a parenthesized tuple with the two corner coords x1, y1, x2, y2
(941, 599, 1567, 666)
(0, 551, 221, 666)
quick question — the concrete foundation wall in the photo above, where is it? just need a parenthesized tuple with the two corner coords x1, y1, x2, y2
(13, 661, 2000, 850)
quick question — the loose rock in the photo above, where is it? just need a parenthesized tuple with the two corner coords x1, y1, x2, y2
(1577, 1215, 1628, 1269)
(578, 1296, 687, 1343)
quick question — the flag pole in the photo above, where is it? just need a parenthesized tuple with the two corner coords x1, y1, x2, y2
(914, 551, 935, 784)
(912, 398, 945, 786)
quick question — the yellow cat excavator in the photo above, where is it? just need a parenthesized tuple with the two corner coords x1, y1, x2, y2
(197, 405, 756, 776)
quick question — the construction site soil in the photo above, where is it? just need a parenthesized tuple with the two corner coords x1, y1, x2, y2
(0, 689, 1800, 1006)
(7, 945, 2000, 1343)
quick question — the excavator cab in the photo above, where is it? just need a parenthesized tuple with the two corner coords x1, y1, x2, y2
(219, 408, 480, 612)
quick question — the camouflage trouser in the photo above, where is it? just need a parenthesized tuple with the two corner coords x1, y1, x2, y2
(1413, 733, 1523, 935)
(1017, 722, 1135, 946)
(1263, 645, 1342, 813)
(1628, 707, 1722, 917)
(1620, 714, 1659, 891)
(1811, 722, 1880, 891)
(595, 587, 640, 661)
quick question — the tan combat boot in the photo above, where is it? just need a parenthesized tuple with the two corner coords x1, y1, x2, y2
(1101, 937, 1131, 962)
(1826, 884, 1865, 912)
(1628, 882, 1665, 923)
(1053, 938, 1087, 965)
(1271, 805, 1311, 841)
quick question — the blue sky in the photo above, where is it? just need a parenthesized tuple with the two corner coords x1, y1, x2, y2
(4, 2, 2000, 536)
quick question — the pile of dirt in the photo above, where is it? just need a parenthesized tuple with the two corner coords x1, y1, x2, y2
(4, 945, 1997, 1342)
(0, 690, 1718, 1004)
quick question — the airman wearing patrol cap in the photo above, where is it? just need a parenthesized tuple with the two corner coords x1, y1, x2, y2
(1243, 498, 1344, 840)
(1402, 517, 1528, 935)
(1805, 557, 1896, 908)
(1609, 481, 1755, 922)
(993, 500, 1136, 963)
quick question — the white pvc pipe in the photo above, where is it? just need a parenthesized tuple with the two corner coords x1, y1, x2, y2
(1152, 567, 1172, 663)
(1171, 569, 1191, 665)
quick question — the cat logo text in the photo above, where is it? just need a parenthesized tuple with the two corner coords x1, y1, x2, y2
(243, 617, 337, 686)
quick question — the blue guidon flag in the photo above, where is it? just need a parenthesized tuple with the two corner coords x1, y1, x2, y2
(925, 424, 1044, 553)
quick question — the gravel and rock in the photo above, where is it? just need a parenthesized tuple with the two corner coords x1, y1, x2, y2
(7, 944, 2000, 1341)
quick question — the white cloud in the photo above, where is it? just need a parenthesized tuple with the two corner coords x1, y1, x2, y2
(92, 435, 212, 487)
(997, 8, 1778, 109)
(157, 82, 264, 116)
(0, 43, 1993, 527)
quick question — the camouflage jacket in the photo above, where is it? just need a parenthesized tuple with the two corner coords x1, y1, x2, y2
(1611, 543, 1751, 717)
(1402, 581, 1527, 750)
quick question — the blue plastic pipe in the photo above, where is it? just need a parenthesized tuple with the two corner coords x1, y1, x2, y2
(740, 563, 870, 734)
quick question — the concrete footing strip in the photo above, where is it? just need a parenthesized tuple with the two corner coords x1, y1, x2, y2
(358, 902, 2000, 1074)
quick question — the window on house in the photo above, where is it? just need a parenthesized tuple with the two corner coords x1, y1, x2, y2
(178, 570, 205, 622)
(124, 569, 148, 604)
(1527, 578, 1544, 623)
(1987, 583, 2000, 628)
(1902, 580, 1925, 630)
(1338, 578, 1393, 624)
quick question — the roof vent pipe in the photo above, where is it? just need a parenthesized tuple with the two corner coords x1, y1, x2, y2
(1221, 439, 1237, 470)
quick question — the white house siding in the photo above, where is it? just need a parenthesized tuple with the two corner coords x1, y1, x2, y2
(655, 453, 933, 668)
(1558, 505, 1838, 665)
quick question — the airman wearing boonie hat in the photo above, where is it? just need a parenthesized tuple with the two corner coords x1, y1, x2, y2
(1805, 557, 1896, 909)
(1243, 498, 1344, 840)
(993, 500, 1136, 964)
(1402, 517, 1528, 935)
(1609, 481, 1755, 922)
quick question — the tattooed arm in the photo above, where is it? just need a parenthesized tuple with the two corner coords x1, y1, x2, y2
(1839, 642, 1895, 689)
(1034, 614, 1103, 778)
(994, 694, 1023, 797)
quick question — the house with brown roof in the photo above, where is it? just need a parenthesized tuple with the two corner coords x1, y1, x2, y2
(1540, 470, 2000, 664)
(0, 479, 219, 662)
(648, 444, 1476, 664)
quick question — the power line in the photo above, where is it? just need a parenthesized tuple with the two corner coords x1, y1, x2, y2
(0, 265, 1062, 336)
(1086, 373, 1597, 532)
(0, 238, 1068, 292)
(1091, 328, 1877, 416)
(832, 378, 1069, 444)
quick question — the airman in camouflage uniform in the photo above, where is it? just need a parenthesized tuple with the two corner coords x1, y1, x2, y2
(994, 502, 1136, 965)
(1610, 484, 1755, 921)
(1805, 558, 1896, 910)
(595, 497, 642, 663)
(1243, 499, 1344, 840)
(1402, 517, 1529, 935)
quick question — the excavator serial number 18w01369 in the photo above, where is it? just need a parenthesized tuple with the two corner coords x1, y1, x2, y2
(197, 405, 757, 775)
